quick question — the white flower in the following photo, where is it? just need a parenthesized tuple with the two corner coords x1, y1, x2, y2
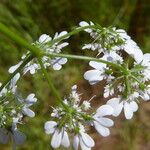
(79, 21, 94, 33)
(82, 101, 91, 110)
(82, 43, 99, 51)
(104, 85, 114, 98)
(116, 29, 131, 40)
(71, 85, 81, 103)
(44, 121, 70, 148)
(38, 34, 52, 43)
(80, 22, 143, 64)
(84, 61, 107, 85)
(139, 53, 150, 81)
(140, 85, 150, 101)
(8, 31, 69, 75)
(141, 53, 150, 67)
(91, 105, 114, 137)
(122, 38, 143, 63)
(23, 62, 39, 74)
(73, 131, 95, 150)
(102, 51, 123, 63)
(9, 73, 20, 93)
(20, 93, 37, 117)
(107, 97, 138, 119)
(51, 57, 67, 70)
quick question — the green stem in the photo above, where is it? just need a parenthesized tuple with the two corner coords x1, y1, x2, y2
(46, 25, 98, 46)
(0, 23, 41, 57)
(0, 22, 97, 57)
(0, 22, 126, 93)
(130, 75, 143, 85)
(130, 75, 145, 90)
(0, 22, 125, 71)
(125, 75, 131, 97)
(37, 58, 61, 102)
(0, 54, 33, 91)
(43, 52, 125, 71)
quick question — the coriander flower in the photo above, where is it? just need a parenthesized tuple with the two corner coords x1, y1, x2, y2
(107, 96, 138, 119)
(91, 105, 114, 137)
(73, 126, 95, 150)
(44, 85, 115, 149)
(19, 93, 37, 117)
(44, 121, 70, 148)
(84, 61, 108, 85)
(0, 73, 20, 97)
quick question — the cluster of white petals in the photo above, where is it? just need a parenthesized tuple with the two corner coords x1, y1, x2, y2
(80, 21, 144, 63)
(9, 31, 69, 75)
(81, 21, 150, 120)
(44, 85, 114, 149)
(0, 73, 37, 147)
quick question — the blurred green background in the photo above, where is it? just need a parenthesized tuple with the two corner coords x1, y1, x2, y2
(0, 0, 150, 149)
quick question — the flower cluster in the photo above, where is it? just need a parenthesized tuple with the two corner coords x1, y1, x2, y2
(44, 85, 114, 149)
(80, 21, 143, 63)
(9, 31, 69, 75)
(81, 21, 150, 119)
(0, 73, 37, 147)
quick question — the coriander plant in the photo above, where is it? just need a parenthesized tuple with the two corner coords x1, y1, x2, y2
(0, 21, 149, 150)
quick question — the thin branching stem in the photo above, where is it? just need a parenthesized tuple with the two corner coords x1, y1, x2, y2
(0, 22, 126, 97)
(38, 58, 68, 109)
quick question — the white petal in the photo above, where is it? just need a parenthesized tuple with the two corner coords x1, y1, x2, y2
(89, 61, 106, 70)
(51, 129, 62, 148)
(26, 93, 37, 104)
(82, 44, 93, 50)
(57, 42, 69, 49)
(96, 105, 114, 117)
(39, 34, 51, 43)
(61, 130, 70, 148)
(73, 135, 79, 150)
(79, 21, 92, 33)
(124, 102, 133, 119)
(143, 53, 150, 62)
(96, 117, 114, 127)
(22, 107, 35, 117)
(10, 73, 20, 88)
(30, 67, 36, 74)
(53, 63, 62, 70)
(142, 53, 150, 66)
(129, 101, 138, 112)
(13, 130, 26, 145)
(8, 61, 22, 73)
(94, 122, 110, 137)
(27, 93, 35, 100)
(80, 138, 91, 150)
(123, 40, 143, 63)
(44, 121, 57, 134)
(57, 31, 68, 38)
(57, 58, 68, 64)
(79, 21, 89, 27)
(84, 70, 103, 85)
(107, 98, 123, 117)
(80, 132, 95, 147)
